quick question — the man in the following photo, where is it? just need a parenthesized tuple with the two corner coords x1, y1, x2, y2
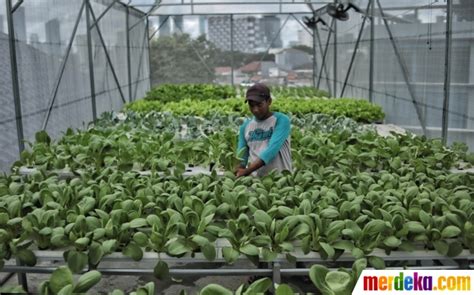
(236, 83, 292, 177)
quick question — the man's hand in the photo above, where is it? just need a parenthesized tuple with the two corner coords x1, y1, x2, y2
(235, 159, 265, 177)
(236, 167, 247, 177)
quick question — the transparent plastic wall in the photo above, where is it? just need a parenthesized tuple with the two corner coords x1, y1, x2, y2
(0, 2, 18, 171)
(129, 12, 150, 102)
(13, 0, 93, 146)
(0, 0, 150, 171)
(315, 0, 473, 150)
(448, 1, 474, 149)
(90, 0, 128, 114)
(149, 14, 315, 88)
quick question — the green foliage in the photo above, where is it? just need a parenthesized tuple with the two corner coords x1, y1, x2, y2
(127, 96, 385, 123)
(310, 259, 367, 295)
(270, 85, 330, 98)
(1, 150, 472, 268)
(144, 84, 237, 103)
(1, 102, 472, 279)
(200, 278, 272, 295)
(38, 267, 101, 295)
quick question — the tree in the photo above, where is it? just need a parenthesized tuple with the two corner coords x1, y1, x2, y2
(149, 33, 277, 85)
(150, 33, 217, 85)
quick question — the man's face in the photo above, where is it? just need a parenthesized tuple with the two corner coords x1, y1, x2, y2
(248, 99, 271, 120)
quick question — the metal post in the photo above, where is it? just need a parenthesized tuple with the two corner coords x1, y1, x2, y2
(442, 0, 453, 144)
(341, 0, 372, 97)
(146, 16, 152, 90)
(272, 262, 281, 284)
(317, 19, 334, 97)
(315, 25, 332, 93)
(333, 12, 337, 97)
(369, 0, 375, 103)
(312, 25, 317, 88)
(126, 6, 132, 102)
(230, 14, 234, 86)
(87, 2, 127, 104)
(376, 0, 427, 135)
(6, 0, 25, 153)
(15, 258, 28, 292)
(11, 0, 24, 13)
(85, 0, 97, 121)
(42, 2, 86, 130)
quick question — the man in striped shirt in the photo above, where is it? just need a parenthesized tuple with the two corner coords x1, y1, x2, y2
(236, 83, 293, 177)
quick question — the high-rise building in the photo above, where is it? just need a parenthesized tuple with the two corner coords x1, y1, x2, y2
(45, 18, 61, 56)
(262, 16, 282, 48)
(208, 16, 280, 53)
(13, 7, 26, 42)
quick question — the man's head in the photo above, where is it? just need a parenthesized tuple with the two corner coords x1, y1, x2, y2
(245, 83, 272, 120)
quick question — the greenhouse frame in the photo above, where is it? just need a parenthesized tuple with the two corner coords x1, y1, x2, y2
(1, 0, 473, 294)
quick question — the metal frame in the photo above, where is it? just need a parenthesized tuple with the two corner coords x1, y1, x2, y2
(126, 5, 133, 102)
(130, 5, 161, 100)
(1, 249, 472, 290)
(340, 0, 372, 98)
(89, 0, 118, 29)
(317, 18, 334, 96)
(86, 0, 98, 121)
(314, 23, 331, 94)
(11, 0, 24, 13)
(146, 16, 153, 91)
(2, 0, 464, 167)
(333, 10, 337, 97)
(145, 1, 448, 16)
(148, 15, 170, 40)
(230, 14, 234, 86)
(312, 21, 317, 88)
(369, 0, 375, 103)
(132, 21, 151, 100)
(442, 0, 453, 144)
(6, 0, 25, 153)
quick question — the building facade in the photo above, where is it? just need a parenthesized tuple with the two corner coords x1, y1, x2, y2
(207, 15, 282, 53)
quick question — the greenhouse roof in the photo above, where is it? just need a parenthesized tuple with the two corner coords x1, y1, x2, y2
(121, 0, 448, 15)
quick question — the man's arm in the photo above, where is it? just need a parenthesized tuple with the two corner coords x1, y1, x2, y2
(236, 122, 249, 171)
